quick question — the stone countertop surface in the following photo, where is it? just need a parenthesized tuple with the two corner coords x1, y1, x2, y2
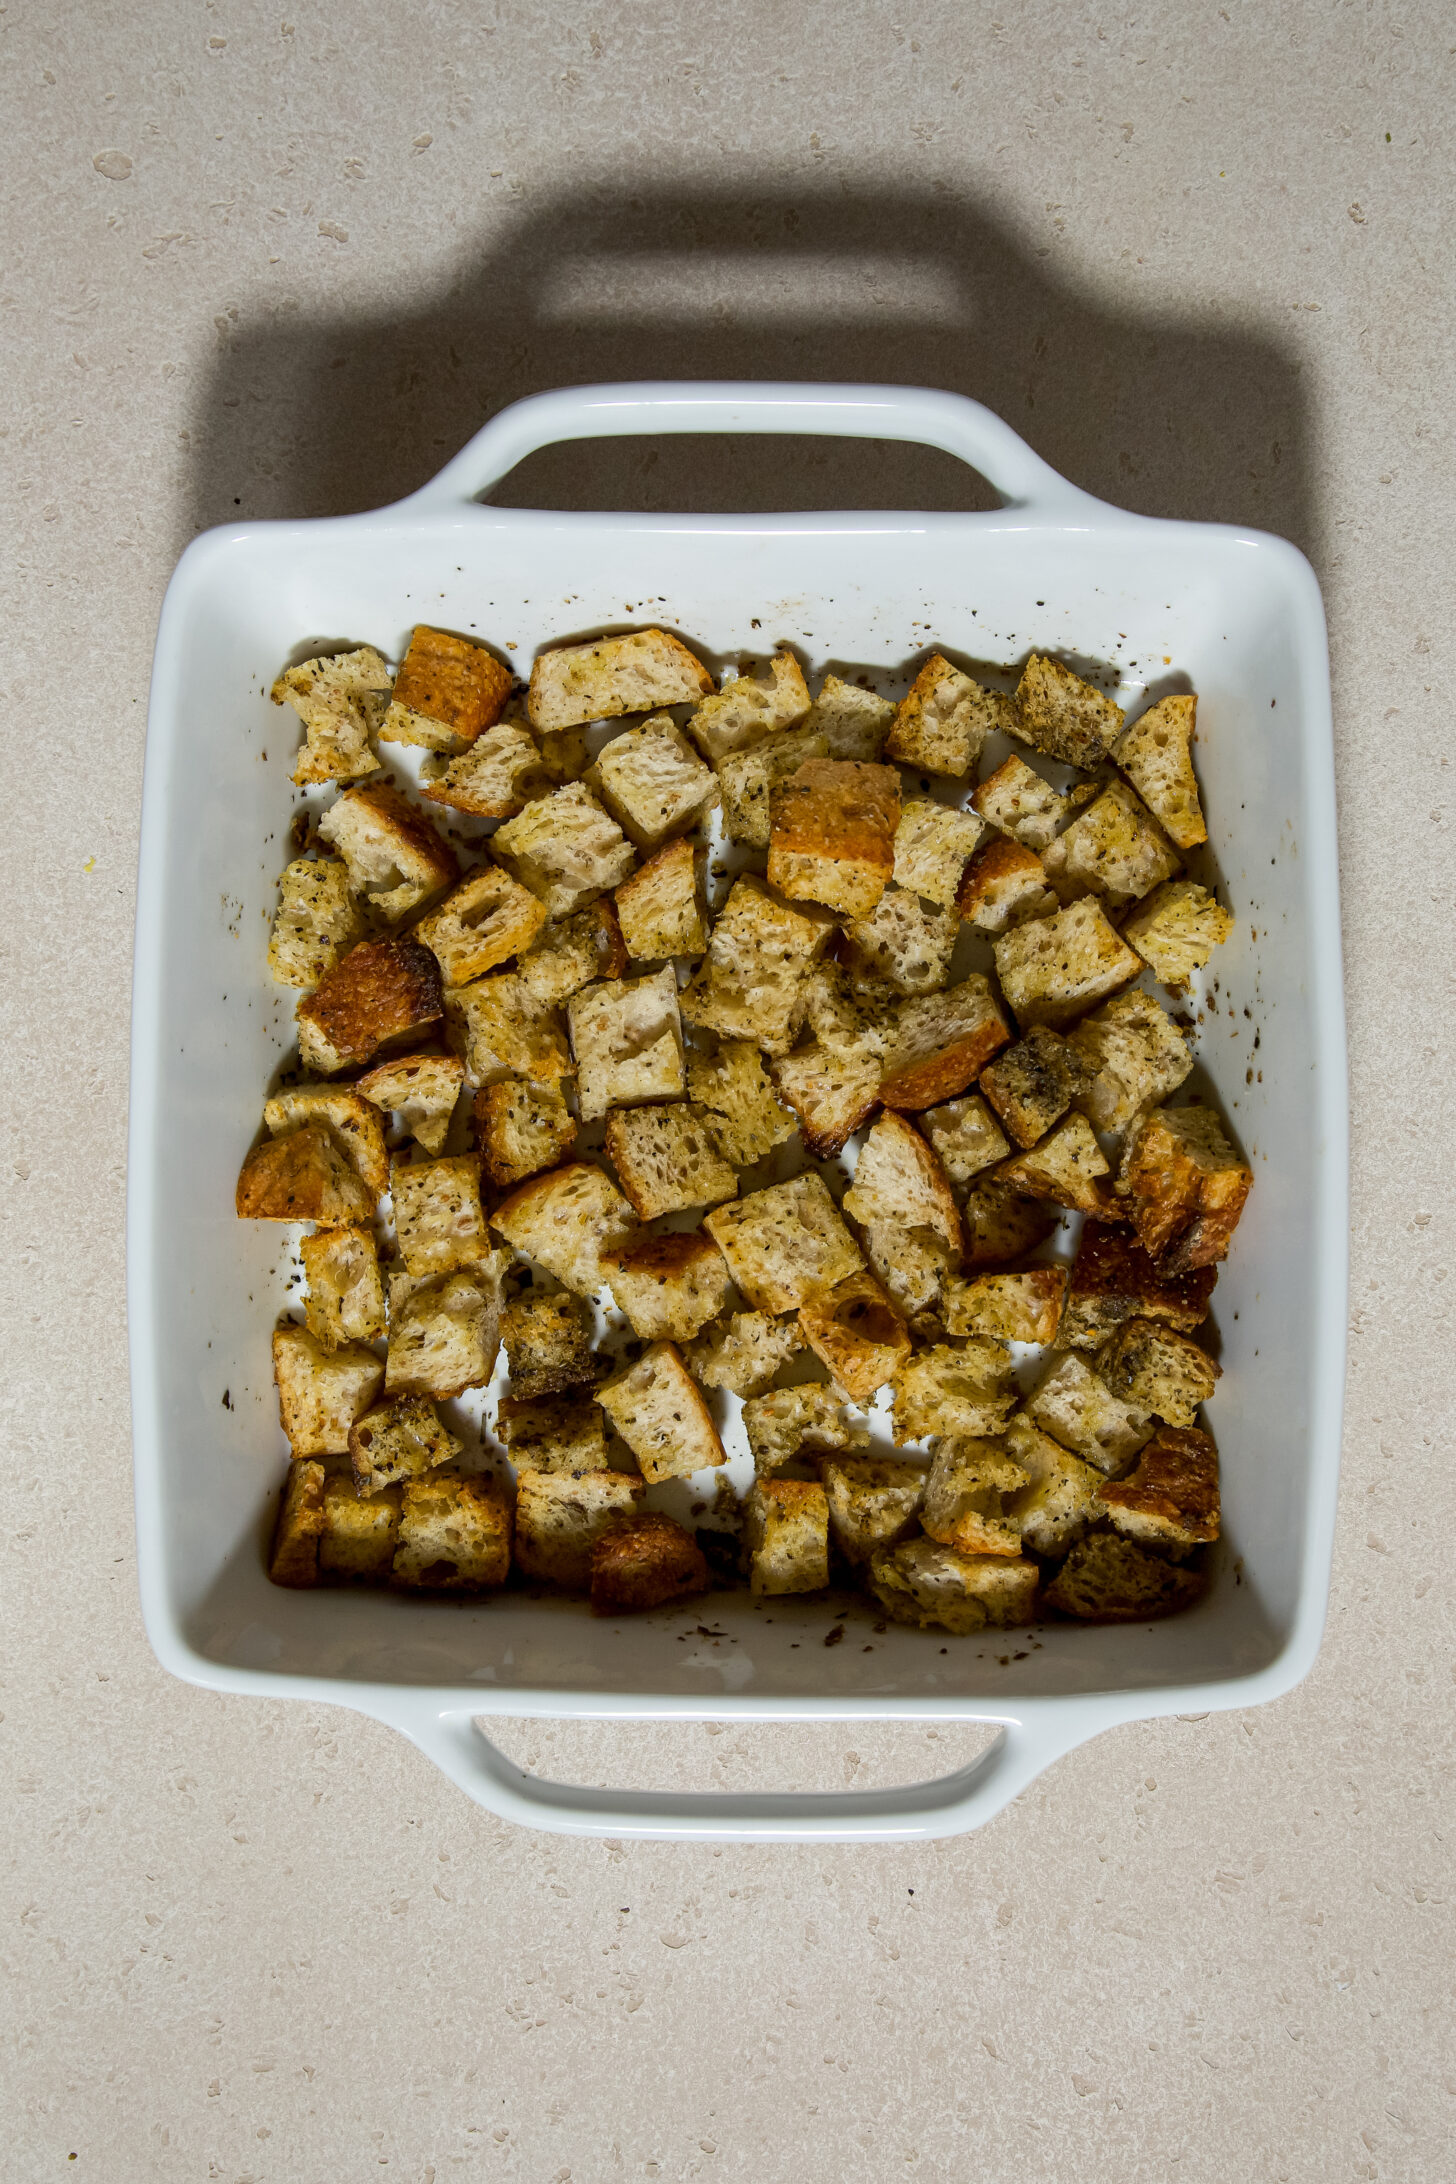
(4, 3, 1453, 2178)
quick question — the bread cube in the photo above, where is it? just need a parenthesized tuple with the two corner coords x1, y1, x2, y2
(269, 1459, 326, 1586)
(821, 1455, 926, 1565)
(1043, 777, 1181, 909)
(499, 1290, 601, 1399)
(590, 1513, 711, 1616)
(415, 866, 548, 988)
(892, 1339, 1017, 1443)
(392, 1471, 513, 1591)
(958, 1173, 1057, 1268)
(528, 628, 713, 733)
(268, 856, 366, 988)
(942, 1268, 1066, 1345)
(801, 963, 902, 1063)
(347, 1393, 460, 1497)
(470, 1078, 573, 1190)
(843, 1110, 962, 1256)
(797, 1269, 912, 1404)
(999, 1113, 1113, 1215)
(861, 1224, 958, 1321)
(1004, 1415, 1102, 1557)
(614, 837, 707, 961)
(801, 675, 895, 758)
(236, 1124, 375, 1226)
(357, 1051, 465, 1156)
(490, 1161, 639, 1297)
(518, 901, 629, 1006)
(1114, 693, 1207, 850)
(1042, 1532, 1204, 1622)
(979, 1027, 1094, 1149)
(679, 877, 833, 1055)
(495, 1393, 608, 1472)
(587, 716, 719, 850)
(955, 836, 1060, 933)
(602, 1102, 738, 1221)
(1097, 1424, 1220, 1550)
(491, 782, 637, 917)
(272, 1323, 383, 1457)
(1026, 1352, 1152, 1475)
(921, 1437, 1029, 1556)
(595, 1342, 727, 1484)
(770, 1044, 883, 1158)
(886, 654, 1012, 777)
(385, 1261, 502, 1400)
(992, 899, 1141, 1030)
(1065, 988, 1191, 1134)
(445, 970, 573, 1087)
(839, 886, 959, 995)
(1121, 880, 1233, 989)
(685, 1311, 804, 1397)
(892, 801, 984, 910)
(744, 1478, 830, 1595)
(918, 1093, 1010, 1185)
(868, 1537, 1037, 1634)
(686, 650, 812, 763)
(716, 723, 829, 847)
(297, 937, 444, 1075)
(1058, 1225, 1215, 1351)
(319, 1471, 403, 1581)
(705, 1172, 864, 1315)
(316, 781, 459, 923)
(263, 1084, 390, 1197)
(601, 1229, 735, 1342)
(742, 1384, 869, 1472)
(878, 975, 1011, 1109)
(1097, 1317, 1219, 1427)
(381, 625, 513, 752)
(537, 725, 592, 785)
(1014, 653, 1125, 767)
(390, 1153, 490, 1277)
(419, 719, 550, 818)
(767, 758, 901, 918)
(972, 753, 1085, 850)
(273, 646, 390, 786)
(300, 1225, 386, 1349)
(685, 1040, 797, 1168)
(568, 966, 684, 1120)
(1119, 1104, 1252, 1270)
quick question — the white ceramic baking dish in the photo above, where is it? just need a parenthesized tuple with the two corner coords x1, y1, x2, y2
(128, 382, 1347, 1841)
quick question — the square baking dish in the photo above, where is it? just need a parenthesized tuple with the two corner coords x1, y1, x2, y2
(129, 382, 1346, 1840)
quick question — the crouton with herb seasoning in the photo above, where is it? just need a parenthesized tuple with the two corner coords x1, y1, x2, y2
(1005, 1415, 1102, 1557)
(445, 970, 573, 1088)
(415, 866, 548, 988)
(390, 1153, 491, 1277)
(319, 1471, 403, 1582)
(797, 1268, 912, 1404)
(685, 1311, 804, 1397)
(955, 836, 1060, 934)
(685, 1039, 797, 1167)
(517, 901, 629, 1007)
(419, 718, 550, 818)
(878, 976, 1011, 1110)
(972, 753, 1089, 850)
(587, 715, 719, 850)
(838, 886, 959, 995)
(1041, 776, 1181, 909)
(1057, 1226, 1215, 1351)
(491, 782, 637, 917)
(891, 800, 984, 910)
(679, 876, 833, 1055)
(957, 1172, 1057, 1269)
(269, 1459, 327, 1586)
(495, 1392, 608, 1473)
(921, 1437, 1029, 1557)
(821, 1456, 926, 1565)
(595, 1343, 727, 1484)
(614, 837, 707, 961)
(1096, 1317, 1219, 1428)
(272, 1324, 384, 1458)
(347, 1393, 460, 1498)
(300, 1225, 386, 1350)
(590, 1514, 711, 1616)
(392, 1471, 513, 1591)
(316, 781, 459, 923)
(384, 1260, 503, 1401)
(1025, 1352, 1152, 1476)
(1121, 880, 1232, 989)
(1042, 1532, 1204, 1622)
(992, 899, 1141, 1030)
(268, 856, 366, 988)
(602, 1101, 739, 1220)
(1118, 1104, 1252, 1270)
(490, 1162, 639, 1298)
(886, 654, 1012, 777)
(941, 1267, 1066, 1346)
(297, 936, 444, 1076)
(568, 966, 685, 1120)
(357, 1051, 464, 1157)
(770, 1042, 882, 1158)
(868, 1538, 1037, 1633)
(742, 1384, 869, 1473)
(498, 1290, 600, 1399)
(891, 1339, 1018, 1444)
(767, 758, 901, 919)
(528, 629, 713, 734)
(1065, 988, 1191, 1134)
(1114, 693, 1207, 850)
(686, 651, 813, 763)
(744, 1478, 830, 1594)
(1097, 1424, 1220, 1551)
(918, 1093, 1010, 1186)
(706, 1172, 864, 1315)
(273, 646, 391, 786)
(600, 1229, 736, 1343)
(236, 1124, 375, 1227)
(473, 1078, 577, 1189)
(998, 1113, 1114, 1216)
(1013, 654, 1125, 767)
(979, 1027, 1094, 1150)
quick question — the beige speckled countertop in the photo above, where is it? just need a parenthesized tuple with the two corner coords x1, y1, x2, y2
(5, 4, 1454, 2178)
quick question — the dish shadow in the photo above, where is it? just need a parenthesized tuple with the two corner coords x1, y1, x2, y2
(189, 180, 1315, 558)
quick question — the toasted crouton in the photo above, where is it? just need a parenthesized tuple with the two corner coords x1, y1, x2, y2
(767, 758, 901, 918)
(381, 626, 512, 752)
(891, 801, 984, 910)
(1026, 1352, 1152, 1475)
(999, 1113, 1113, 1215)
(955, 836, 1060, 934)
(868, 1538, 1037, 1633)
(537, 725, 592, 785)
(1065, 988, 1192, 1133)
(568, 967, 684, 1120)
(267, 856, 366, 988)
(529, 629, 713, 733)
(273, 646, 391, 786)
(742, 1384, 869, 1472)
(837, 888, 957, 1001)
(1014, 654, 1125, 767)
(316, 781, 459, 923)
(1043, 1532, 1204, 1622)
(821, 1456, 925, 1565)
(587, 716, 719, 850)
(685, 1040, 797, 1168)
(495, 1392, 607, 1472)
(843, 1110, 962, 1255)
(1114, 694, 1207, 850)
(490, 1162, 639, 1297)
(595, 1342, 727, 1484)
(1004, 1415, 1102, 1557)
(236, 1124, 375, 1226)
(491, 783, 637, 917)
(385, 1260, 503, 1400)
(390, 1153, 490, 1277)
(860, 1225, 958, 1322)
(602, 1102, 738, 1220)
(1121, 880, 1233, 989)
(499, 1291, 601, 1399)
(679, 877, 833, 1055)
(797, 1269, 912, 1403)
(942, 1268, 1066, 1345)
(921, 1437, 1029, 1556)
(590, 1513, 711, 1615)
(614, 837, 707, 961)
(979, 1027, 1094, 1149)
(918, 1093, 1010, 1185)
(1098, 1424, 1220, 1549)
(886, 654, 1012, 777)
(601, 1229, 735, 1342)
(801, 963, 902, 1062)
(300, 1225, 386, 1349)
(685, 1311, 804, 1397)
(319, 1471, 403, 1581)
(414, 866, 548, 987)
(272, 1324, 383, 1456)
(705, 1172, 864, 1315)
(297, 936, 444, 1075)
(686, 651, 812, 763)
(1058, 1226, 1215, 1351)
(744, 1478, 830, 1594)
(892, 1339, 1017, 1443)
(716, 723, 829, 847)
(801, 675, 895, 758)
(1118, 1105, 1252, 1270)
(1042, 777, 1181, 908)
(770, 1043, 882, 1158)
(445, 971, 573, 1087)
(958, 1173, 1057, 1268)
(972, 753, 1087, 850)
(518, 901, 629, 1007)
(878, 976, 1011, 1109)
(357, 1051, 465, 1156)
(347, 1393, 459, 1497)
(473, 1078, 576, 1188)
(263, 1084, 390, 1197)
(992, 899, 1141, 1029)
(419, 718, 550, 818)
(269, 1459, 326, 1586)
(1097, 1317, 1219, 1427)
(392, 1471, 513, 1590)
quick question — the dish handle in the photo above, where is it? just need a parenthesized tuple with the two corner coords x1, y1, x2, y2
(368, 1700, 1099, 1843)
(396, 381, 1102, 518)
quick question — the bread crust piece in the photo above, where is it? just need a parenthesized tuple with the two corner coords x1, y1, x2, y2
(419, 719, 550, 818)
(991, 899, 1141, 1031)
(1096, 1316, 1220, 1428)
(1097, 1424, 1220, 1549)
(272, 1323, 384, 1456)
(979, 1027, 1094, 1150)
(1058, 1225, 1215, 1350)
(614, 837, 707, 961)
(602, 1102, 738, 1220)
(347, 1393, 460, 1497)
(297, 937, 444, 1075)
(705, 1171, 864, 1315)
(767, 758, 901, 919)
(1117, 1104, 1252, 1270)
(392, 1470, 513, 1591)
(877, 976, 1011, 1110)
(415, 866, 549, 987)
(744, 1478, 830, 1595)
(490, 1161, 639, 1298)
(886, 654, 1014, 777)
(797, 1268, 912, 1404)
(955, 835, 1060, 934)
(236, 1123, 375, 1226)
(269, 1459, 327, 1586)
(528, 628, 714, 733)
(595, 1342, 728, 1484)
(499, 1291, 601, 1400)
(587, 716, 719, 850)
(684, 1310, 804, 1397)
(600, 1229, 736, 1343)
(263, 1084, 391, 1198)
(1042, 1532, 1204, 1622)
(1114, 693, 1207, 851)
(590, 1513, 711, 1616)
(268, 855, 366, 988)
(679, 876, 833, 1056)
(474, 1078, 577, 1189)
(316, 781, 460, 923)
(686, 651, 813, 763)
(1013, 653, 1125, 767)
(390, 1153, 491, 1277)
(357, 1051, 465, 1156)
(382, 626, 513, 751)
(273, 646, 391, 787)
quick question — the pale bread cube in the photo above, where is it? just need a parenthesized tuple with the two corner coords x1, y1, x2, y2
(843, 1109, 962, 1256)
(685, 1311, 803, 1397)
(267, 856, 365, 988)
(972, 753, 1085, 850)
(300, 1225, 386, 1349)
(918, 1093, 1010, 1185)
(716, 724, 829, 847)
(415, 866, 548, 988)
(272, 646, 390, 786)
(1014, 653, 1125, 767)
(1005, 1415, 1102, 1557)
(420, 719, 549, 818)
(490, 1162, 639, 1298)
(316, 781, 458, 924)
(445, 970, 573, 1087)
(886, 654, 1011, 777)
(357, 1051, 464, 1156)
(992, 899, 1141, 1029)
(1121, 880, 1233, 990)
(595, 1342, 727, 1484)
(602, 1101, 738, 1220)
(1043, 777, 1181, 909)
(800, 675, 895, 758)
(491, 782, 637, 917)
(868, 1538, 1037, 1633)
(821, 1455, 925, 1565)
(839, 885, 958, 995)
(528, 628, 713, 733)
(614, 837, 707, 960)
(390, 1153, 491, 1276)
(686, 1039, 797, 1168)
(891, 1339, 1017, 1443)
(272, 1324, 383, 1457)
(568, 966, 685, 1120)
(742, 1384, 870, 1472)
(1114, 693, 1207, 850)
(599, 1229, 736, 1342)
(588, 716, 719, 849)
(921, 1437, 1029, 1557)
(518, 901, 629, 1007)
(744, 1478, 830, 1594)
(891, 800, 984, 909)
(770, 1044, 882, 1158)
(473, 1078, 576, 1189)
(679, 877, 833, 1055)
(998, 1113, 1113, 1215)
(955, 837, 1060, 933)
(686, 651, 812, 763)
(705, 1172, 864, 1315)
(385, 1260, 503, 1400)
(1065, 989, 1191, 1134)
(1025, 1352, 1152, 1476)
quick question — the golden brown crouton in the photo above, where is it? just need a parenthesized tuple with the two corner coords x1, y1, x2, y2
(236, 1124, 375, 1226)
(742, 1384, 870, 1472)
(958, 1173, 1057, 1268)
(1118, 1104, 1252, 1270)
(992, 899, 1141, 1030)
(491, 782, 637, 917)
(499, 1291, 601, 1400)
(603, 1102, 738, 1221)
(495, 1392, 607, 1472)
(1065, 988, 1192, 1134)
(419, 718, 550, 818)
(972, 753, 1087, 850)
(590, 1513, 711, 1616)
(272, 1323, 384, 1457)
(600, 1229, 736, 1343)
(1058, 1225, 1215, 1351)
(357, 1051, 465, 1156)
(445, 970, 573, 1088)
(1097, 1317, 1219, 1427)
(595, 1342, 727, 1484)
(392, 1471, 513, 1590)
(955, 835, 1060, 934)
(473, 1078, 576, 1189)
(347, 1393, 460, 1497)
(385, 1260, 503, 1400)
(568, 967, 685, 1120)
(267, 856, 366, 988)
(587, 716, 719, 850)
(263, 1084, 390, 1198)
(942, 1268, 1067, 1345)
(767, 758, 901, 918)
(892, 1339, 1018, 1443)
(317, 781, 459, 923)
(877, 976, 1011, 1110)
(1114, 693, 1207, 850)
(296, 936, 444, 1075)
(918, 1093, 1010, 1185)
(382, 626, 513, 752)
(319, 1471, 403, 1581)
(300, 1225, 386, 1349)
(891, 800, 984, 910)
(1121, 880, 1233, 989)
(843, 1109, 963, 1258)
(868, 1538, 1037, 1633)
(921, 1437, 1029, 1556)
(679, 876, 833, 1055)
(838, 884, 959, 995)
(269, 1459, 327, 1586)
(821, 1455, 926, 1565)
(979, 1027, 1094, 1149)
(528, 629, 713, 733)
(490, 1161, 639, 1297)
(1042, 776, 1181, 909)
(414, 865, 548, 987)
(1042, 1532, 1204, 1622)
(273, 646, 391, 786)
(770, 1043, 883, 1158)
(685, 1039, 798, 1168)
(684, 1311, 804, 1397)
(797, 1268, 912, 1404)
(715, 723, 829, 847)
(390, 1153, 491, 1277)
(886, 654, 1013, 777)
(614, 837, 707, 961)
(1097, 1424, 1220, 1549)
(705, 1172, 864, 1315)
(744, 1478, 830, 1594)
(800, 962, 902, 1064)
(1004, 1415, 1102, 1557)
(518, 901, 629, 1006)
(686, 650, 812, 763)
(999, 1113, 1114, 1215)
(1014, 653, 1125, 767)
(1025, 1352, 1152, 1476)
